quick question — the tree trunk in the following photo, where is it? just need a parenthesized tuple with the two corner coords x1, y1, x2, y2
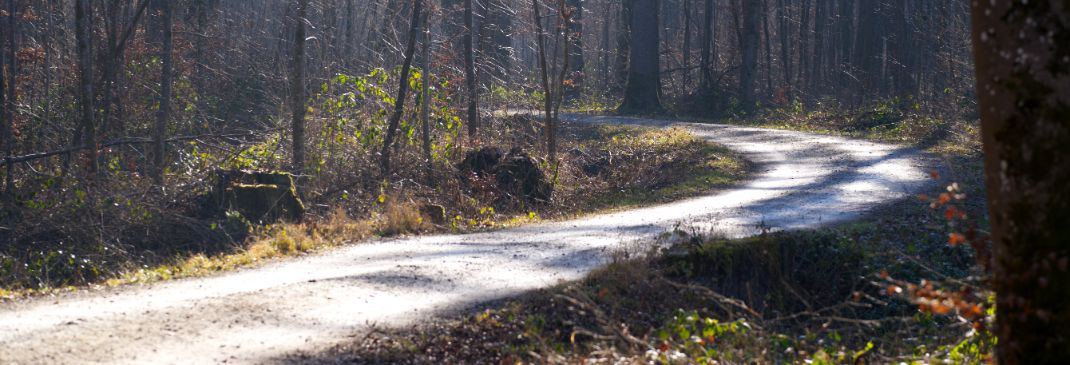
(463, 0, 479, 140)
(291, 0, 308, 173)
(739, 0, 759, 110)
(533, 0, 554, 159)
(152, 0, 174, 184)
(700, 0, 715, 89)
(970, 1, 1070, 363)
(379, 0, 423, 176)
(564, 0, 584, 100)
(2, 0, 14, 191)
(777, 0, 792, 100)
(193, 0, 211, 121)
(420, 6, 433, 183)
(682, 0, 692, 88)
(618, 0, 664, 114)
(614, 0, 632, 92)
(761, 0, 773, 97)
(75, 0, 97, 175)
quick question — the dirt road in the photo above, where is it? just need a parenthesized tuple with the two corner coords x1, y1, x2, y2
(0, 115, 932, 364)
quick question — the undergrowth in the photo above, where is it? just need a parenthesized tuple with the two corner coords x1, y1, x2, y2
(0, 115, 748, 300)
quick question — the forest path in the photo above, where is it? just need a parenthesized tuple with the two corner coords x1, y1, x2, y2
(0, 115, 932, 364)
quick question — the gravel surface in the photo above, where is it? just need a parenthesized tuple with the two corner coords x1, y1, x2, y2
(0, 115, 933, 364)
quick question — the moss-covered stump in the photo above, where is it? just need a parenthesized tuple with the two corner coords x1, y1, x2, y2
(203, 170, 305, 223)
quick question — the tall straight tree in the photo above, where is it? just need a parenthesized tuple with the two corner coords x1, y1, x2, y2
(380, 0, 423, 176)
(564, 0, 584, 99)
(533, 0, 554, 158)
(738, 0, 759, 109)
(152, 0, 174, 183)
(463, 0, 479, 140)
(2, 0, 14, 191)
(74, 0, 96, 174)
(970, 1, 1070, 363)
(420, 5, 433, 182)
(700, 0, 715, 89)
(618, 0, 663, 114)
(291, 0, 309, 173)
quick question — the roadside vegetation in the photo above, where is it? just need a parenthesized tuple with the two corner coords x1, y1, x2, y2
(0, 112, 748, 299)
(282, 97, 993, 364)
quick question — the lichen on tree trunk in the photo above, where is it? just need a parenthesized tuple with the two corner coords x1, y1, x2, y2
(970, 1, 1070, 363)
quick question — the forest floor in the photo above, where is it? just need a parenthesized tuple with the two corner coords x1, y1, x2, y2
(0, 114, 933, 364)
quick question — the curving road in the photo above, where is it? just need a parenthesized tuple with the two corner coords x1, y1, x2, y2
(0, 115, 933, 364)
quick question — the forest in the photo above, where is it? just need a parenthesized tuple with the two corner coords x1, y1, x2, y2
(0, 0, 1066, 364)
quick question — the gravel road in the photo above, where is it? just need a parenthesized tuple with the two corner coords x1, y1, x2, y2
(0, 115, 933, 364)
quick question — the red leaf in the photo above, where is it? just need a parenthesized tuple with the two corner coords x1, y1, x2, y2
(945, 206, 958, 220)
(949, 233, 966, 247)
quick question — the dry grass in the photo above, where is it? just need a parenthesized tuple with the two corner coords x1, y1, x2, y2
(100, 209, 372, 288)
(375, 199, 429, 237)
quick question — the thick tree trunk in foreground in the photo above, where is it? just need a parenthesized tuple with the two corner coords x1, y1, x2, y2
(291, 0, 308, 173)
(971, 1, 1070, 363)
(379, 0, 422, 176)
(152, 0, 174, 183)
(618, 0, 664, 115)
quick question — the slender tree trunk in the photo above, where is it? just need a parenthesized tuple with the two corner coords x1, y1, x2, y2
(614, 0, 632, 92)
(761, 0, 773, 97)
(420, 6, 433, 183)
(810, 0, 825, 92)
(618, 0, 664, 114)
(2, 0, 14, 191)
(380, 0, 423, 176)
(549, 0, 573, 161)
(193, 0, 210, 121)
(682, 0, 692, 88)
(564, 0, 583, 100)
(971, 1, 1070, 363)
(797, 0, 810, 95)
(463, 0, 479, 140)
(777, 0, 792, 100)
(533, 0, 554, 159)
(291, 0, 309, 173)
(152, 0, 174, 184)
(75, 0, 97, 175)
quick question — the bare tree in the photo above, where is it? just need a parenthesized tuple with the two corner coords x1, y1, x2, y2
(463, 0, 479, 141)
(151, 0, 174, 183)
(380, 0, 423, 176)
(534, 0, 554, 158)
(420, 4, 433, 182)
(291, 0, 309, 174)
(75, 0, 96, 175)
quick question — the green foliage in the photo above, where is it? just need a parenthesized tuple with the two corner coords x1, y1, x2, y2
(652, 310, 751, 364)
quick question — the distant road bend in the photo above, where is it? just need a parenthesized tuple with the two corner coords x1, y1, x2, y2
(0, 115, 932, 364)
